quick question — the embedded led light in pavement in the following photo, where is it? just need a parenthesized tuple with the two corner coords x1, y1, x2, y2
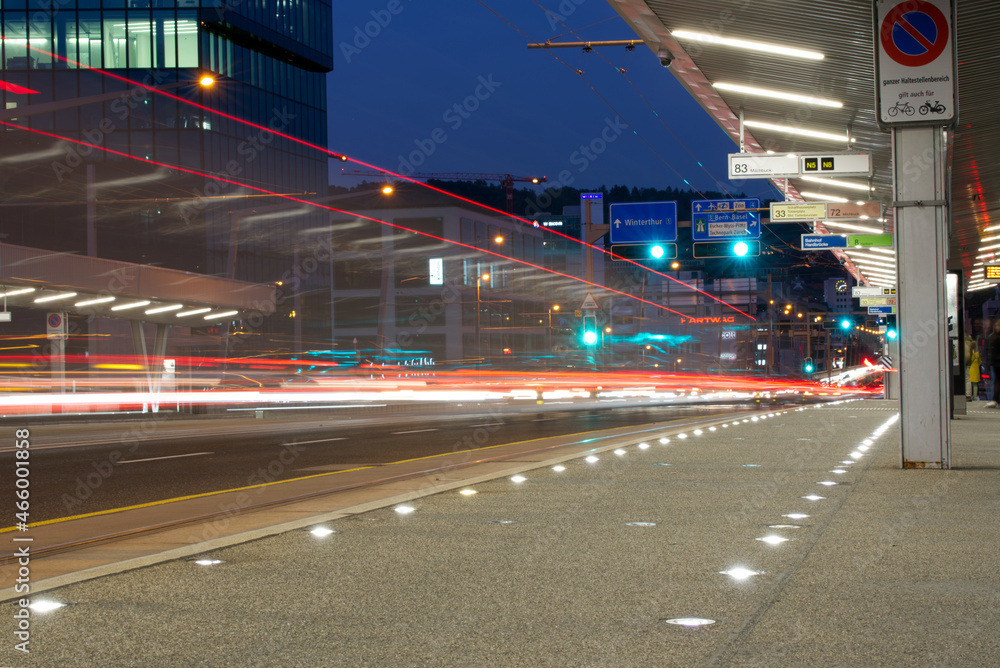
(720, 567, 760, 581)
(664, 617, 716, 627)
(28, 600, 66, 613)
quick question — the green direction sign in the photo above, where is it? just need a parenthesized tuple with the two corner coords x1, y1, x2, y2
(847, 234, 892, 248)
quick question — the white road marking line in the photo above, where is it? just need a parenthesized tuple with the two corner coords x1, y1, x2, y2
(119, 452, 213, 464)
(392, 429, 439, 434)
(286, 437, 347, 445)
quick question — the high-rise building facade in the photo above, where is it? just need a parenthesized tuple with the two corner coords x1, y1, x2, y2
(0, 1, 332, 351)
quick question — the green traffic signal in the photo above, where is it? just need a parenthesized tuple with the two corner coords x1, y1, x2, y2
(840, 319, 853, 330)
(804, 357, 814, 373)
(692, 240, 761, 258)
(886, 328, 898, 340)
(583, 330, 598, 345)
(650, 245, 665, 259)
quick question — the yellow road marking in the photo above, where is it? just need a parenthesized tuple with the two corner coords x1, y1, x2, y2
(0, 412, 714, 533)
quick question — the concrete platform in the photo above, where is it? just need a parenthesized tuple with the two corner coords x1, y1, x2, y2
(2, 398, 998, 667)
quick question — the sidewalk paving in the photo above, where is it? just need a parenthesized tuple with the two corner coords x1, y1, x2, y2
(2, 399, 998, 667)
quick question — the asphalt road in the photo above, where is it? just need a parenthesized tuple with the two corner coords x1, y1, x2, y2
(1, 400, 758, 525)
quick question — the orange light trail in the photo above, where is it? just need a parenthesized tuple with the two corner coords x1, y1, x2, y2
(16, 43, 753, 320)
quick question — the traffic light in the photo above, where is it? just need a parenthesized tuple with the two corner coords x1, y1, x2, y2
(840, 318, 853, 331)
(804, 357, 814, 373)
(610, 243, 677, 261)
(582, 329, 598, 345)
(692, 240, 761, 259)
(885, 315, 898, 340)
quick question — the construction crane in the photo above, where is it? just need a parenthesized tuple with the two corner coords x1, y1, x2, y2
(343, 170, 546, 214)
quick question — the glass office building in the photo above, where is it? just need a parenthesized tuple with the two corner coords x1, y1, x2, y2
(0, 1, 332, 350)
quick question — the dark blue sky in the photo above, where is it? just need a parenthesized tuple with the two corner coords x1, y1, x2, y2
(327, 1, 779, 200)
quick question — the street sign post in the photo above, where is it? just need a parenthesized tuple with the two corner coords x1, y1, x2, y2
(609, 201, 677, 244)
(730, 153, 872, 178)
(875, 0, 957, 128)
(826, 201, 881, 219)
(853, 286, 897, 297)
(772, 201, 883, 222)
(860, 297, 898, 307)
(770, 202, 828, 222)
(847, 234, 893, 247)
(729, 153, 798, 178)
(691, 198, 760, 241)
(800, 153, 873, 176)
(801, 234, 847, 249)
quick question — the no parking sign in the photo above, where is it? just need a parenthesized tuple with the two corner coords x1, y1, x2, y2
(875, 0, 956, 128)
(46, 312, 67, 339)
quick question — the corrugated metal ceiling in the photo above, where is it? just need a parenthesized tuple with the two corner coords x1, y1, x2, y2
(607, 0, 997, 284)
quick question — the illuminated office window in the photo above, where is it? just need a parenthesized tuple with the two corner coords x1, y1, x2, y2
(127, 13, 152, 68)
(3, 16, 28, 69)
(102, 13, 126, 68)
(176, 13, 197, 67)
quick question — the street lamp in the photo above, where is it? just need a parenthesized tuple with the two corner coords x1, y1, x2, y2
(548, 304, 560, 353)
(0, 72, 217, 122)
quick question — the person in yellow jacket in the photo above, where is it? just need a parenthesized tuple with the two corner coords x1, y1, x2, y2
(968, 343, 982, 400)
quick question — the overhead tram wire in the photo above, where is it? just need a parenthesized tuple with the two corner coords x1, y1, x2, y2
(0, 120, 688, 319)
(531, 0, 738, 198)
(529, 2, 789, 228)
(475, 0, 705, 196)
(19, 44, 752, 320)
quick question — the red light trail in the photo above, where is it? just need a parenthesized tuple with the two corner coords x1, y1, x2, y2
(0, 119, 687, 317)
(15, 43, 753, 320)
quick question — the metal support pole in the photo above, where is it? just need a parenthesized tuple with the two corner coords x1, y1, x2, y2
(476, 278, 481, 362)
(767, 275, 773, 376)
(739, 107, 745, 154)
(894, 126, 950, 468)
